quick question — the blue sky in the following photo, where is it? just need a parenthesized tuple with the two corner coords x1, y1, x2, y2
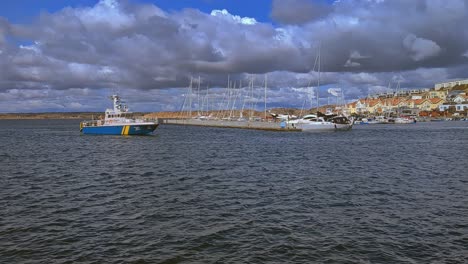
(1, 0, 274, 23)
(1, 0, 99, 22)
(0, 0, 467, 112)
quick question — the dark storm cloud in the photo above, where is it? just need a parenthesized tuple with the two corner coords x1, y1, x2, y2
(271, 0, 333, 25)
(319, 0, 468, 72)
(1, 0, 316, 93)
(0, 0, 467, 112)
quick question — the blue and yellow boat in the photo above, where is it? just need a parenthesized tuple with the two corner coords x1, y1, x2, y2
(80, 95, 158, 135)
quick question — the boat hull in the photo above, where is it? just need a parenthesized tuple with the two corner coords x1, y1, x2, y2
(298, 122, 353, 132)
(289, 116, 354, 132)
(81, 124, 158, 135)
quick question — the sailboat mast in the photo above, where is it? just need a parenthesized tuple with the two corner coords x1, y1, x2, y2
(250, 76, 254, 120)
(197, 76, 201, 116)
(189, 76, 193, 118)
(264, 74, 267, 120)
(317, 43, 321, 112)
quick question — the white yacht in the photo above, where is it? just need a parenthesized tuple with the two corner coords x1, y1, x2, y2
(288, 113, 354, 131)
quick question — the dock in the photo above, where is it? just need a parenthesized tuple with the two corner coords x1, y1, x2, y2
(160, 118, 302, 132)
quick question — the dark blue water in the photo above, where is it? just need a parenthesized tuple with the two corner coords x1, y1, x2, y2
(1, 119, 467, 263)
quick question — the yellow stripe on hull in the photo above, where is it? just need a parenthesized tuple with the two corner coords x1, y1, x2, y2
(121, 125, 130, 135)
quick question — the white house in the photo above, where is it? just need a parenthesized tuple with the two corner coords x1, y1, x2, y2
(439, 104, 452, 111)
(453, 94, 468, 104)
(455, 104, 468, 112)
(435, 79, 468, 90)
(356, 100, 368, 113)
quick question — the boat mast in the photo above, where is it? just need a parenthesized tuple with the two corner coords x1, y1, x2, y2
(264, 74, 267, 120)
(204, 84, 209, 116)
(240, 81, 246, 119)
(317, 43, 321, 113)
(189, 76, 193, 118)
(250, 76, 254, 120)
(197, 76, 201, 117)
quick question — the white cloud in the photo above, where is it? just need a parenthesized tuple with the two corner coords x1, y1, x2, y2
(349, 72, 379, 84)
(403, 34, 441, 61)
(274, 28, 291, 42)
(344, 59, 360, 67)
(350, 50, 370, 59)
(333, 15, 360, 29)
(328, 88, 341, 96)
(99, 66, 114, 75)
(19, 44, 41, 53)
(210, 9, 257, 25)
(368, 85, 388, 94)
(76, 0, 135, 30)
(69, 102, 84, 109)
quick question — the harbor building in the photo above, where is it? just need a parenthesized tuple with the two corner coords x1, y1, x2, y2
(435, 79, 468, 90)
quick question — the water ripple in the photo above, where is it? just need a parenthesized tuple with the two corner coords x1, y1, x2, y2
(0, 120, 467, 263)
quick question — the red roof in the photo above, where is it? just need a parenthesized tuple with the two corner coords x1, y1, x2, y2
(413, 99, 427, 105)
(429, 98, 443, 104)
(368, 99, 381, 107)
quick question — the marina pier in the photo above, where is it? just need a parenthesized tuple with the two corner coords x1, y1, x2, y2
(160, 118, 302, 132)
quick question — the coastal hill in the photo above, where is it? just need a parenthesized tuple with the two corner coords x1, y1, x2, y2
(0, 112, 101, 120)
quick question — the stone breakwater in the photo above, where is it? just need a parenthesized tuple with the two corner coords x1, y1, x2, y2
(162, 118, 301, 132)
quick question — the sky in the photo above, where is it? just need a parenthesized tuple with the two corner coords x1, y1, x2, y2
(0, 0, 467, 112)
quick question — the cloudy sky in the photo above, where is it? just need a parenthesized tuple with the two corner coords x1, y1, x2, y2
(0, 0, 467, 112)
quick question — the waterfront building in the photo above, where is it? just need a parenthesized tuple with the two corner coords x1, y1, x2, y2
(409, 99, 431, 111)
(455, 103, 468, 112)
(366, 99, 383, 114)
(356, 99, 368, 114)
(439, 103, 453, 112)
(453, 94, 468, 104)
(426, 89, 449, 100)
(347, 101, 358, 115)
(429, 98, 445, 110)
(435, 79, 468, 90)
(344, 80, 465, 117)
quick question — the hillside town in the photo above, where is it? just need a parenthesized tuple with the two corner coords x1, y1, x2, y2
(337, 80, 468, 119)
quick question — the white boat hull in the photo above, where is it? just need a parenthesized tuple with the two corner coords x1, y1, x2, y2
(394, 118, 415, 124)
(297, 122, 353, 131)
(288, 116, 354, 132)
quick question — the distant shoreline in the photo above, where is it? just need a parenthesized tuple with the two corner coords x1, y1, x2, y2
(0, 112, 103, 120)
(0, 112, 180, 120)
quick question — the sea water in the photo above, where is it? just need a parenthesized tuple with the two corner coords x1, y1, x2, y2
(1, 119, 467, 263)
